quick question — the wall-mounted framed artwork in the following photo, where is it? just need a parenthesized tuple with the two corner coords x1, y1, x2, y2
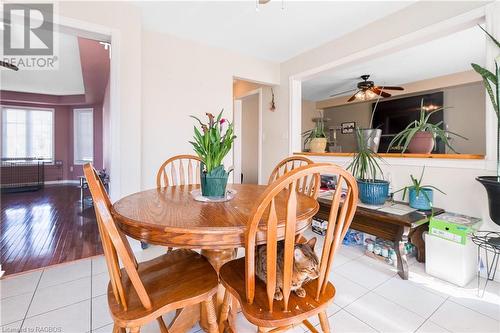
(341, 121, 356, 134)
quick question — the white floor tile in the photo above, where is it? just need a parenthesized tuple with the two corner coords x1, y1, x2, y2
(134, 245, 168, 263)
(92, 323, 113, 333)
(1, 320, 22, 333)
(415, 321, 451, 333)
(345, 292, 425, 333)
(337, 244, 365, 260)
(374, 275, 446, 318)
(92, 273, 109, 297)
(0, 270, 41, 299)
(407, 262, 467, 299)
(429, 300, 500, 333)
(336, 256, 397, 289)
(27, 276, 91, 317)
(92, 295, 113, 330)
(0, 293, 32, 325)
(38, 259, 91, 288)
(448, 279, 500, 321)
(328, 309, 377, 333)
(330, 273, 369, 308)
(22, 300, 90, 333)
(91, 256, 108, 276)
(331, 252, 355, 268)
(308, 302, 341, 327)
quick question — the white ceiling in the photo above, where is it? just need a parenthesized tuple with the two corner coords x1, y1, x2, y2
(302, 26, 487, 101)
(1, 31, 85, 95)
(135, 1, 414, 62)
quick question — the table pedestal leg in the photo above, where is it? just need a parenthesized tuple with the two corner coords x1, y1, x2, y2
(167, 306, 201, 333)
(396, 226, 410, 280)
(166, 248, 237, 333)
(200, 248, 238, 331)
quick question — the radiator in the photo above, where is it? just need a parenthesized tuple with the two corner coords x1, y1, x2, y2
(1, 158, 45, 192)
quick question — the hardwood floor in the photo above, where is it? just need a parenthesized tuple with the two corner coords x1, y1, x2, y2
(1, 184, 103, 276)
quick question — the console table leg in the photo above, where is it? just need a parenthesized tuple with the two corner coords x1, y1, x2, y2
(396, 226, 410, 280)
(409, 224, 428, 263)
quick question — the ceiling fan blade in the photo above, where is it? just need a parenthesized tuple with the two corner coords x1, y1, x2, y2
(372, 87, 391, 98)
(329, 88, 357, 97)
(377, 85, 404, 91)
(0, 61, 19, 71)
(347, 91, 359, 102)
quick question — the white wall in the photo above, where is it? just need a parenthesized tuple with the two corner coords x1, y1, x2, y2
(140, 30, 279, 189)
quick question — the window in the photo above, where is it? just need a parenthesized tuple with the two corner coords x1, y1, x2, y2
(73, 108, 94, 164)
(1, 106, 54, 161)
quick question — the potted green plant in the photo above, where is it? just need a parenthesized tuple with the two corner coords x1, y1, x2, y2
(394, 167, 445, 211)
(348, 129, 389, 205)
(387, 99, 467, 154)
(471, 26, 500, 226)
(357, 94, 384, 152)
(190, 110, 236, 198)
(302, 111, 327, 153)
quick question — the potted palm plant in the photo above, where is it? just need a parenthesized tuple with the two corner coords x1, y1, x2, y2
(302, 111, 327, 153)
(190, 110, 235, 198)
(387, 99, 467, 154)
(472, 26, 500, 225)
(394, 167, 445, 210)
(348, 129, 389, 205)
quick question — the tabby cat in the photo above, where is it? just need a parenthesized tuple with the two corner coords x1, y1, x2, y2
(255, 237, 319, 300)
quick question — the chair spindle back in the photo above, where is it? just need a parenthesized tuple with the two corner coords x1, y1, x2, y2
(268, 156, 320, 198)
(156, 155, 202, 187)
(245, 163, 358, 313)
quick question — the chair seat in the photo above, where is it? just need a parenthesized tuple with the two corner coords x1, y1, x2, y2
(108, 249, 218, 326)
(220, 257, 336, 328)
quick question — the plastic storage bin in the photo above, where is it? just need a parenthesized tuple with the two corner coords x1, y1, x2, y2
(425, 233, 477, 287)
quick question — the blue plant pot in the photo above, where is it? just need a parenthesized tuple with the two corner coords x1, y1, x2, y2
(357, 179, 389, 205)
(409, 187, 433, 210)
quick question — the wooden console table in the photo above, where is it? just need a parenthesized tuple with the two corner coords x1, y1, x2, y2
(315, 197, 444, 280)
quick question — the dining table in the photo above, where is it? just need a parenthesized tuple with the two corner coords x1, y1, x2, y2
(112, 183, 319, 333)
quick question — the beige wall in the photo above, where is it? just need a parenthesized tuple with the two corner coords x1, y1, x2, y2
(323, 103, 371, 153)
(444, 83, 486, 154)
(141, 31, 279, 189)
(241, 94, 259, 184)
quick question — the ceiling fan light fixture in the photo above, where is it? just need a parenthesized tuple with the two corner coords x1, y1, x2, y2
(355, 89, 377, 101)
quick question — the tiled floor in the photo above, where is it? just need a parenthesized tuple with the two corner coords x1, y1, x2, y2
(1, 233, 499, 333)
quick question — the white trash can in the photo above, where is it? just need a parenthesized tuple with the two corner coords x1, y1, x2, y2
(425, 232, 477, 287)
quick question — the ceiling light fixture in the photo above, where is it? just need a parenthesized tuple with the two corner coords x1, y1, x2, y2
(354, 89, 378, 101)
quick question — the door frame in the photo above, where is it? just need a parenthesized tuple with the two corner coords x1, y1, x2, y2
(56, 15, 121, 199)
(233, 88, 263, 184)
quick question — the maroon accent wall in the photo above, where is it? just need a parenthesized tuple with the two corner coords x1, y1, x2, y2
(1, 100, 103, 181)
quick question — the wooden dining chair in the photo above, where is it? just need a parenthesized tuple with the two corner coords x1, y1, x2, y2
(218, 163, 358, 333)
(154, 154, 203, 250)
(268, 156, 320, 198)
(268, 156, 314, 184)
(84, 163, 219, 333)
(156, 154, 202, 188)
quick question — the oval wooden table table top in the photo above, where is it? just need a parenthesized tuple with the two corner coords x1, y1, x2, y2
(112, 183, 319, 249)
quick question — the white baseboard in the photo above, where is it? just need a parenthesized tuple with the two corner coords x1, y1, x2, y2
(45, 180, 80, 185)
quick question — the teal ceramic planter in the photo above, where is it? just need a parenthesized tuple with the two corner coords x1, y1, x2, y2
(200, 165, 229, 198)
(409, 187, 433, 210)
(357, 179, 389, 205)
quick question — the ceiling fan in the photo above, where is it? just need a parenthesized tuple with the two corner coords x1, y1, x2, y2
(0, 60, 19, 71)
(330, 74, 403, 102)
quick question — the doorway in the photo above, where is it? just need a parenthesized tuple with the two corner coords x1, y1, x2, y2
(237, 91, 260, 184)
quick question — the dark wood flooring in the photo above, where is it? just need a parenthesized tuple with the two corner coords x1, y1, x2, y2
(1, 184, 103, 276)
